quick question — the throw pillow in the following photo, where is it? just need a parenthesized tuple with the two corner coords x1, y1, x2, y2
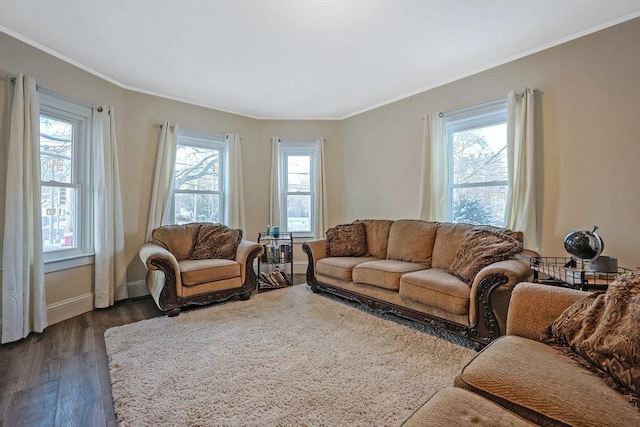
(326, 223, 368, 257)
(547, 271, 640, 407)
(448, 225, 523, 285)
(190, 223, 243, 260)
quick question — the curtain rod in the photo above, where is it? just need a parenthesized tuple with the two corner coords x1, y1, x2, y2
(436, 88, 539, 118)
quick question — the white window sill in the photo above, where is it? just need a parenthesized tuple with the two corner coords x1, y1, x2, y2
(44, 254, 95, 274)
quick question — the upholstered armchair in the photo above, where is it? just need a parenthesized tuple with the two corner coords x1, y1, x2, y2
(139, 223, 263, 316)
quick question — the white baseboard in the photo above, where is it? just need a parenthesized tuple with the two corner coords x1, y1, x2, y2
(47, 292, 94, 325)
(127, 280, 149, 298)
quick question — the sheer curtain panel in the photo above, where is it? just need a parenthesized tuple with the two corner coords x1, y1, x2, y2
(93, 106, 128, 308)
(225, 134, 246, 230)
(269, 137, 281, 228)
(506, 89, 539, 252)
(314, 137, 328, 239)
(419, 113, 447, 221)
(146, 123, 178, 241)
(1, 74, 47, 343)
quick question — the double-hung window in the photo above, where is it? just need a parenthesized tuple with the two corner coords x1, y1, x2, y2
(172, 129, 226, 224)
(278, 141, 318, 237)
(445, 100, 508, 226)
(39, 93, 92, 262)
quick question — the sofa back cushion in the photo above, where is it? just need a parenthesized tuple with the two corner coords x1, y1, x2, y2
(353, 219, 394, 259)
(386, 220, 437, 266)
(151, 223, 201, 261)
(431, 222, 474, 269)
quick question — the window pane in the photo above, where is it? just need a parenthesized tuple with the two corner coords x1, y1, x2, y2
(287, 155, 310, 192)
(287, 194, 311, 231)
(174, 145, 220, 191)
(42, 186, 77, 252)
(452, 124, 507, 184)
(174, 192, 221, 224)
(40, 116, 73, 183)
(452, 185, 507, 227)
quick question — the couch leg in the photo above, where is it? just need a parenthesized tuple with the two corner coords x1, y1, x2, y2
(239, 292, 251, 301)
(167, 308, 181, 317)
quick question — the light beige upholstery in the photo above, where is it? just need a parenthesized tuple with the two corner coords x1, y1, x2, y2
(353, 259, 427, 291)
(400, 268, 470, 315)
(353, 219, 394, 258)
(386, 220, 438, 265)
(316, 256, 379, 282)
(431, 222, 474, 269)
(402, 387, 535, 426)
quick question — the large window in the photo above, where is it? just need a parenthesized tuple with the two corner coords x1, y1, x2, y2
(173, 129, 225, 224)
(445, 101, 508, 226)
(279, 141, 318, 236)
(39, 94, 92, 261)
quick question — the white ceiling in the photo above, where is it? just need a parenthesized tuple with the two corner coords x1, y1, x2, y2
(1, 1, 638, 119)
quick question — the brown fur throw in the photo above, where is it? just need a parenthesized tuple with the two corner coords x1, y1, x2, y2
(448, 225, 523, 285)
(544, 271, 640, 408)
(326, 223, 368, 257)
(190, 223, 242, 260)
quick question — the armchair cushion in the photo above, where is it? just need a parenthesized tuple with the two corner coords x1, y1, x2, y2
(449, 226, 522, 285)
(190, 223, 242, 260)
(179, 259, 241, 286)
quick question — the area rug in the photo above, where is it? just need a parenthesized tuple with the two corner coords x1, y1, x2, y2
(105, 285, 476, 426)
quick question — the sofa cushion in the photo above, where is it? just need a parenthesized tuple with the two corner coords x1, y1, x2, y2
(326, 223, 368, 257)
(316, 256, 379, 282)
(386, 220, 437, 266)
(353, 260, 427, 291)
(151, 223, 201, 261)
(191, 223, 242, 260)
(402, 387, 535, 427)
(179, 259, 241, 286)
(449, 226, 522, 285)
(353, 219, 394, 259)
(548, 270, 640, 403)
(454, 335, 639, 426)
(431, 222, 474, 269)
(399, 268, 471, 315)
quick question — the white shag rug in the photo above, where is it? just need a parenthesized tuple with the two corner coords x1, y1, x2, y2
(105, 285, 475, 426)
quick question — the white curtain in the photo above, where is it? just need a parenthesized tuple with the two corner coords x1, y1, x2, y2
(225, 133, 245, 229)
(418, 113, 447, 221)
(506, 89, 539, 251)
(93, 106, 127, 308)
(269, 137, 281, 229)
(314, 137, 328, 238)
(145, 123, 178, 241)
(1, 74, 47, 343)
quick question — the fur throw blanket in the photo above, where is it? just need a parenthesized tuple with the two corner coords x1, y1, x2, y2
(545, 270, 640, 408)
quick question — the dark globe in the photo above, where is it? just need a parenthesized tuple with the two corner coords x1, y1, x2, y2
(564, 227, 604, 260)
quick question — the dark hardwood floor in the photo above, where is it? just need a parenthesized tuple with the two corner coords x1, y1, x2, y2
(0, 275, 306, 427)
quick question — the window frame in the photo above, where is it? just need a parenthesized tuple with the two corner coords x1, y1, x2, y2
(172, 128, 227, 225)
(444, 100, 508, 226)
(278, 140, 318, 238)
(39, 92, 93, 264)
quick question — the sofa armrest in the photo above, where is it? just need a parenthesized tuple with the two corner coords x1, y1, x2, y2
(468, 258, 533, 343)
(138, 242, 182, 311)
(506, 282, 586, 341)
(302, 239, 327, 283)
(235, 240, 263, 284)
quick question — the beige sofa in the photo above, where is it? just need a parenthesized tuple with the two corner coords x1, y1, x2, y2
(303, 219, 534, 348)
(403, 282, 639, 426)
(139, 223, 263, 316)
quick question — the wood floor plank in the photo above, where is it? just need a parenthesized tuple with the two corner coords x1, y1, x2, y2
(54, 352, 106, 427)
(0, 337, 30, 423)
(3, 380, 59, 427)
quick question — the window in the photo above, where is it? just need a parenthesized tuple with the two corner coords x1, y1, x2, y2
(279, 141, 318, 237)
(39, 93, 92, 261)
(172, 129, 226, 224)
(445, 101, 508, 226)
